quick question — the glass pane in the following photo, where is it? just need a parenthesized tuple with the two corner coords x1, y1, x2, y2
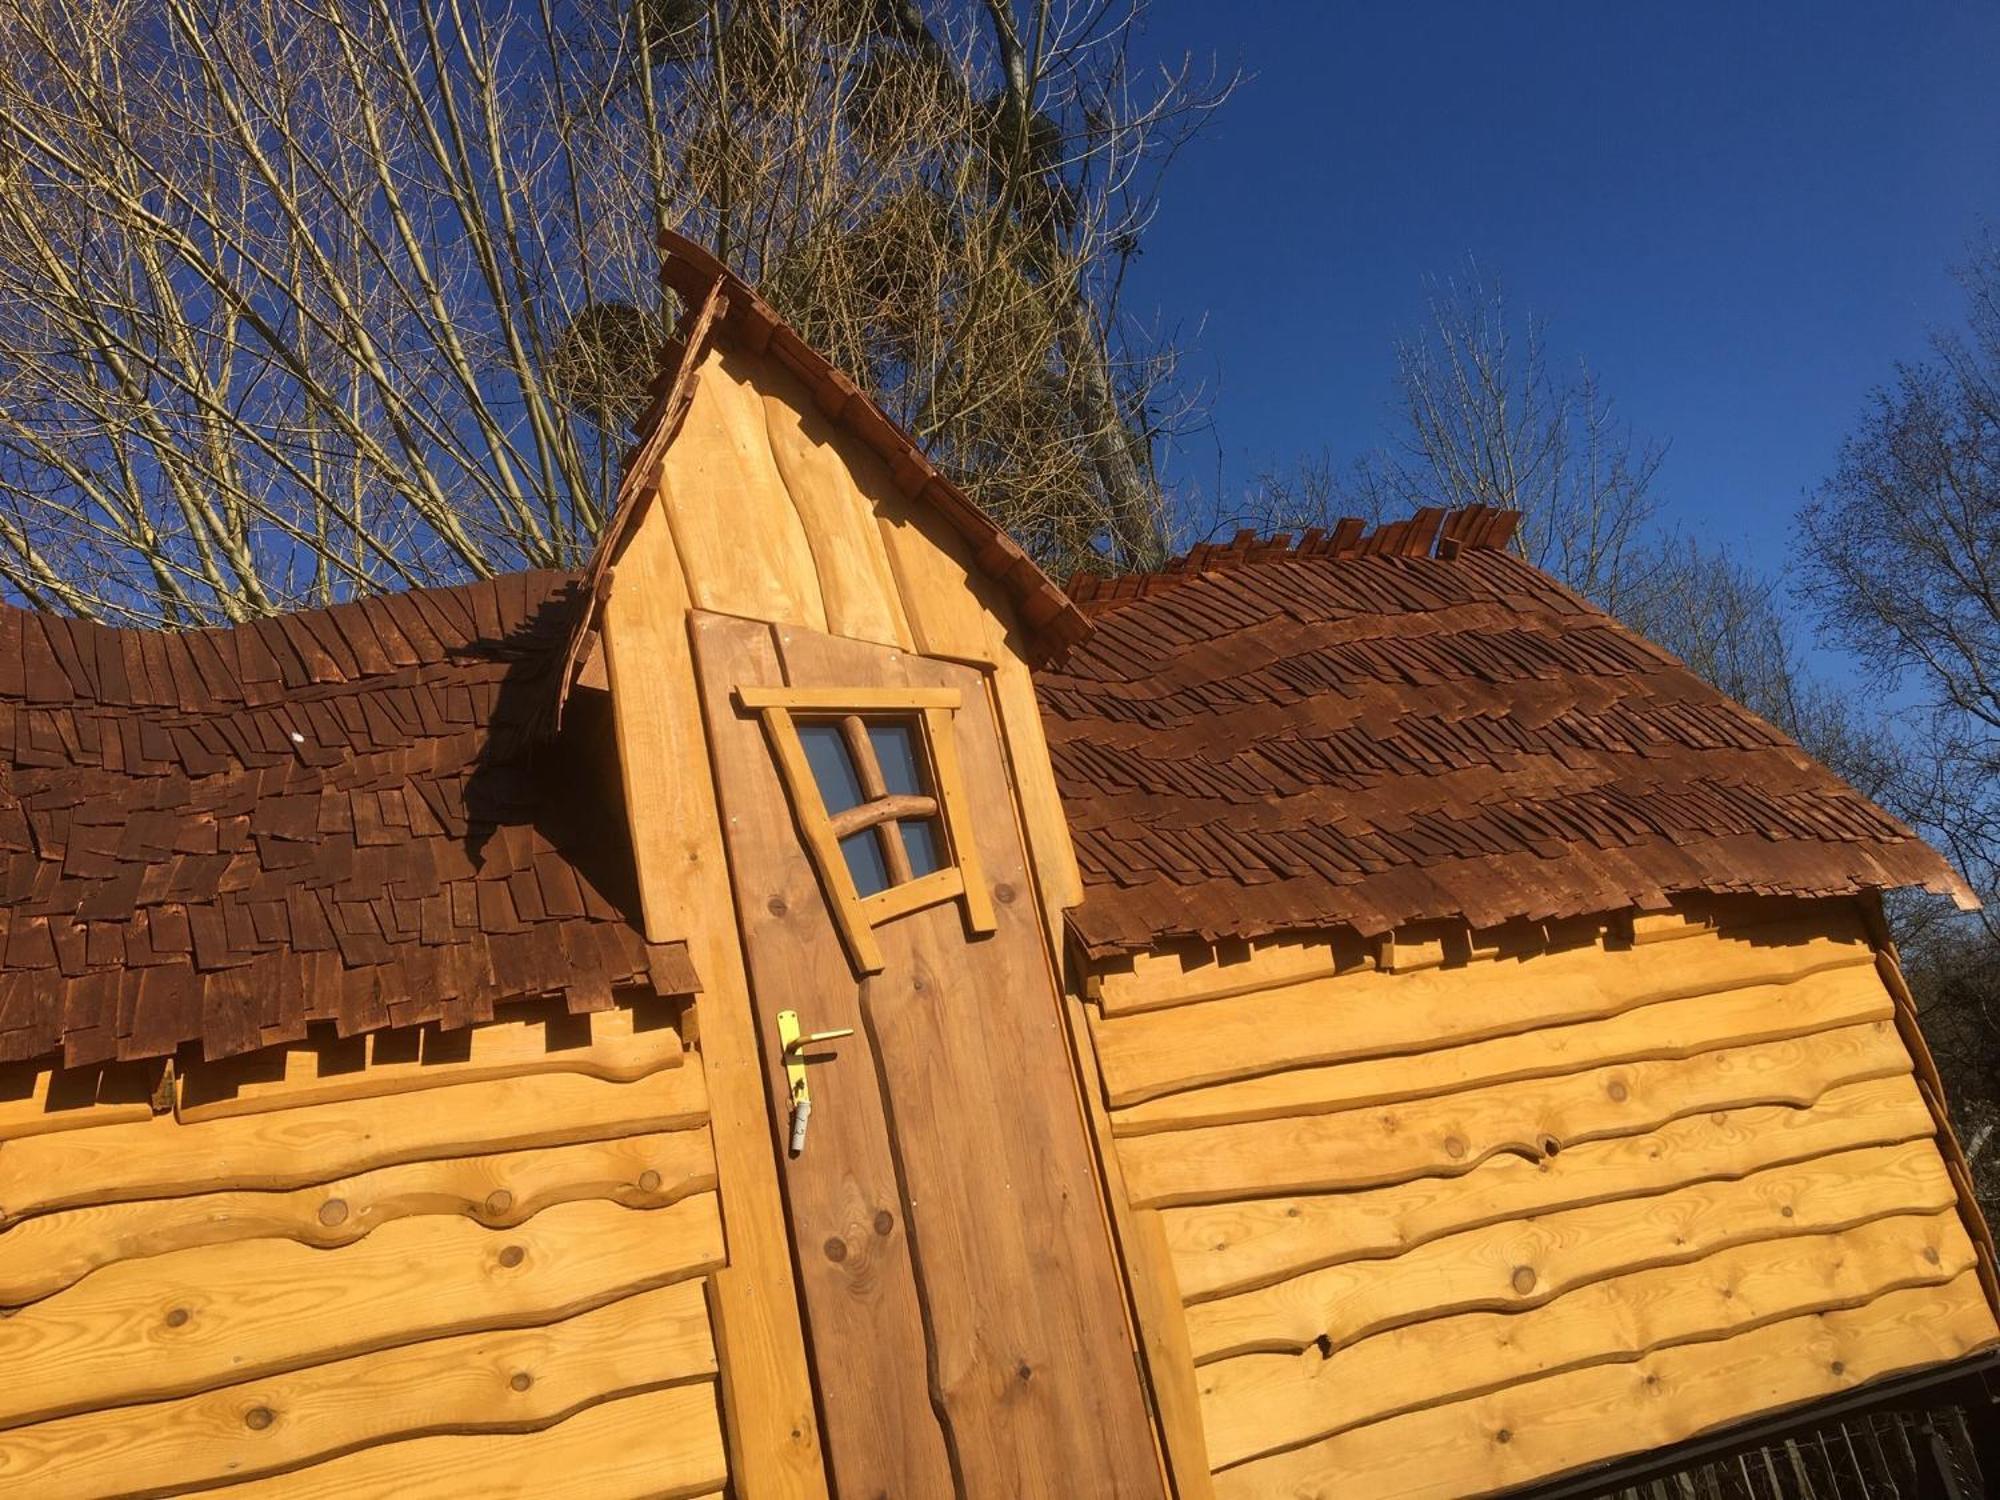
(900, 818, 946, 879)
(799, 721, 865, 815)
(867, 720, 929, 798)
(839, 829, 892, 898)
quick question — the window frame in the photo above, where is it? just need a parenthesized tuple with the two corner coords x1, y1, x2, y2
(736, 684, 996, 974)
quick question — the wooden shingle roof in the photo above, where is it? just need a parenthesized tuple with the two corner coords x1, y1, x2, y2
(0, 572, 694, 1067)
(1039, 508, 1976, 958)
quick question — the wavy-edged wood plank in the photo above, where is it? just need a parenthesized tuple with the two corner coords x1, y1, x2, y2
(177, 1000, 684, 1122)
(1164, 1075, 1936, 1303)
(1211, 1273, 2000, 1500)
(1121, 1020, 1910, 1209)
(0, 1193, 723, 1429)
(207, 1379, 728, 1500)
(0, 1279, 717, 1498)
(1114, 964, 1892, 1137)
(0, 1129, 715, 1306)
(758, 358, 913, 650)
(0, 1058, 161, 1143)
(1199, 1211, 1977, 1469)
(1183, 1139, 1956, 1364)
(1092, 929, 1377, 1019)
(0, 1064, 708, 1225)
(658, 343, 828, 633)
(1093, 913, 1872, 1106)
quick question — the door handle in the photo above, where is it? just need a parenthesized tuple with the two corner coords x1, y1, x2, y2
(778, 1010, 854, 1155)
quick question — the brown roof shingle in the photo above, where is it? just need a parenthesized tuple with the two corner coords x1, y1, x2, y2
(0, 572, 693, 1067)
(1040, 510, 1974, 958)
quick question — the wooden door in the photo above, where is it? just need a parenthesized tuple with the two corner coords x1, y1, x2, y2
(691, 611, 1162, 1500)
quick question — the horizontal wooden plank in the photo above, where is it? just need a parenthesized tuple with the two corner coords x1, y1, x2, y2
(1114, 964, 1892, 1136)
(1093, 929, 1377, 1018)
(0, 1065, 709, 1225)
(1122, 1020, 1911, 1209)
(1092, 912, 1872, 1106)
(1183, 1138, 1957, 1364)
(733, 684, 959, 710)
(208, 1379, 728, 1500)
(1165, 1075, 1937, 1302)
(0, 1058, 161, 1143)
(0, 1129, 715, 1306)
(0, 1279, 717, 1499)
(1211, 1273, 2000, 1500)
(1199, 1210, 1977, 1469)
(0, 1194, 724, 1429)
(178, 1000, 685, 1122)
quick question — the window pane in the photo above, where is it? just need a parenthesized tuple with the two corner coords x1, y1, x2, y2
(799, 722, 865, 815)
(900, 818, 945, 879)
(867, 720, 929, 798)
(839, 829, 892, 897)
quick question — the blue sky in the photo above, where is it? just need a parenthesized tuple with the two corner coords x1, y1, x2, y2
(1124, 2, 2000, 600)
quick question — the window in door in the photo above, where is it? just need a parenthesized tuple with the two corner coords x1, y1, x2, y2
(736, 686, 995, 973)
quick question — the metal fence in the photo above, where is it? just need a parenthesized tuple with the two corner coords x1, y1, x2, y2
(1588, 1407, 1988, 1500)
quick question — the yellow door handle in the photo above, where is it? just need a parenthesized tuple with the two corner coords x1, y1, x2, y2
(778, 1010, 853, 1156)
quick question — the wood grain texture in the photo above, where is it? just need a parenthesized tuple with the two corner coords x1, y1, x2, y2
(0, 1064, 709, 1224)
(1112, 963, 1893, 1136)
(0, 1194, 723, 1429)
(0, 1280, 717, 1498)
(722, 619, 1163, 1500)
(1119, 1020, 1911, 1209)
(657, 344, 828, 633)
(1182, 1139, 1957, 1364)
(759, 356, 915, 650)
(694, 612, 957, 1498)
(602, 514, 829, 1498)
(1092, 913, 1873, 1107)
(1093, 930, 1377, 1019)
(176, 1000, 684, 1122)
(1163, 1075, 1937, 1303)
(1198, 1211, 1977, 1469)
(201, 1380, 729, 1500)
(1210, 1274, 2000, 1500)
(0, 1058, 160, 1142)
(0, 1129, 715, 1306)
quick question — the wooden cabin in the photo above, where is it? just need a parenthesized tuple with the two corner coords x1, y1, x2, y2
(0, 235, 1994, 1500)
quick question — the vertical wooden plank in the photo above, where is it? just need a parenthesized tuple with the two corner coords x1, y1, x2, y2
(655, 345, 828, 634)
(757, 360, 916, 651)
(874, 490, 1085, 938)
(770, 625, 1163, 1499)
(1063, 983, 1216, 1500)
(691, 611, 958, 1499)
(600, 515, 828, 1500)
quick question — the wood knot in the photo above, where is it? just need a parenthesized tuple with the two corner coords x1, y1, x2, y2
(1015, 1361, 1033, 1382)
(1830, 1359, 1846, 1376)
(1923, 1246, 1941, 1266)
(164, 1307, 191, 1329)
(994, 883, 1016, 905)
(511, 1372, 534, 1392)
(1780, 1205, 1794, 1218)
(1511, 1266, 1537, 1296)
(1442, 1135, 1467, 1160)
(485, 1189, 515, 1217)
(873, 1209, 895, 1236)
(1495, 1428, 1512, 1445)
(244, 1406, 275, 1431)
(317, 1198, 349, 1228)
(824, 1237, 848, 1263)
(497, 1245, 526, 1269)
(1606, 1080, 1629, 1102)
(638, 1170, 663, 1194)
(767, 895, 789, 917)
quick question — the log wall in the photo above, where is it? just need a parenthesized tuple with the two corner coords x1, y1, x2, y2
(1080, 896, 2000, 1499)
(0, 997, 728, 1500)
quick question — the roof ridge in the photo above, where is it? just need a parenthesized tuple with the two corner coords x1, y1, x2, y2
(1064, 505, 1522, 614)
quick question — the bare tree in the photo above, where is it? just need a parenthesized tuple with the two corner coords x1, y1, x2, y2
(0, 0, 1222, 623)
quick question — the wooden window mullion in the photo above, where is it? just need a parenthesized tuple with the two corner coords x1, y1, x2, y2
(840, 714, 913, 886)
